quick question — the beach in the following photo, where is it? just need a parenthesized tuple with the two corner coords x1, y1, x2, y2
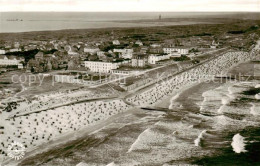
(1, 41, 258, 165)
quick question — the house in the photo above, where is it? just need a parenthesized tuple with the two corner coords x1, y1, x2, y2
(163, 47, 189, 56)
(84, 47, 100, 55)
(97, 51, 107, 60)
(9, 48, 21, 52)
(84, 61, 120, 73)
(0, 49, 6, 54)
(0, 55, 25, 68)
(65, 45, 78, 55)
(35, 52, 44, 60)
(113, 48, 133, 59)
(150, 43, 161, 48)
(112, 40, 120, 45)
(135, 40, 143, 46)
(148, 54, 170, 64)
(132, 55, 148, 68)
(140, 46, 148, 54)
(13, 42, 20, 48)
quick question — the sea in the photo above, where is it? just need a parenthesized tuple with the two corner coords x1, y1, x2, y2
(0, 12, 259, 33)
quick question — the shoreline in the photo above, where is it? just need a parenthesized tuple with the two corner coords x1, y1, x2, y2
(3, 59, 258, 165)
(2, 108, 141, 166)
(0, 21, 217, 34)
(0, 17, 221, 34)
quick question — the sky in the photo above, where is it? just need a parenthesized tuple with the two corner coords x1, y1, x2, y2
(0, 0, 259, 12)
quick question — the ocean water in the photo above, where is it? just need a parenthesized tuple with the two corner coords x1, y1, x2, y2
(0, 12, 259, 33)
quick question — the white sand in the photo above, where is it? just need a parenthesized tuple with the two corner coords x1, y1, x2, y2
(0, 99, 131, 163)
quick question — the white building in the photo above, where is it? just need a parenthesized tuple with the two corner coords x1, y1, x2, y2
(84, 47, 100, 54)
(132, 55, 148, 68)
(112, 40, 120, 45)
(84, 61, 119, 73)
(0, 55, 24, 68)
(148, 54, 170, 64)
(0, 49, 6, 54)
(113, 49, 133, 59)
(9, 48, 21, 52)
(163, 47, 189, 56)
(135, 40, 143, 46)
(97, 51, 106, 57)
(150, 43, 161, 48)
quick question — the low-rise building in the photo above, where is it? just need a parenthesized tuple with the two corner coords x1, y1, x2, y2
(0, 55, 24, 68)
(163, 47, 189, 56)
(132, 55, 148, 68)
(135, 40, 143, 46)
(35, 51, 44, 60)
(112, 40, 120, 45)
(113, 48, 133, 59)
(84, 47, 100, 54)
(148, 54, 170, 64)
(0, 49, 6, 54)
(150, 43, 161, 48)
(84, 61, 120, 73)
(9, 48, 21, 52)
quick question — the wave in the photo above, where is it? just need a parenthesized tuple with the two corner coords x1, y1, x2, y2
(76, 162, 88, 166)
(231, 133, 247, 153)
(217, 105, 226, 114)
(106, 162, 117, 166)
(169, 93, 180, 109)
(127, 128, 151, 153)
(194, 130, 207, 146)
(255, 93, 260, 100)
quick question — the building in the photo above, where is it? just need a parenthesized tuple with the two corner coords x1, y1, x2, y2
(113, 49, 133, 59)
(35, 51, 44, 60)
(84, 47, 100, 54)
(0, 49, 6, 54)
(9, 48, 21, 52)
(150, 43, 161, 48)
(14, 42, 20, 48)
(148, 54, 170, 64)
(0, 55, 24, 68)
(112, 40, 120, 45)
(135, 40, 143, 46)
(163, 47, 189, 56)
(132, 55, 148, 68)
(84, 61, 120, 73)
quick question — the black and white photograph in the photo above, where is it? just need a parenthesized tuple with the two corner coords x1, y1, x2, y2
(0, 0, 260, 165)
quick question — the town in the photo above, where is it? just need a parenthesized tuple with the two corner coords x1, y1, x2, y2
(0, 17, 260, 165)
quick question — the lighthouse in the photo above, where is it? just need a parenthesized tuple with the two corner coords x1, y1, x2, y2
(159, 14, 161, 20)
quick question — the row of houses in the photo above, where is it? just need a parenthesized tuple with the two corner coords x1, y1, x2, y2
(0, 55, 24, 69)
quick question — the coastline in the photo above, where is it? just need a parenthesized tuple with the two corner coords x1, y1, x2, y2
(5, 82, 201, 166)
(2, 108, 141, 166)
(0, 17, 219, 34)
